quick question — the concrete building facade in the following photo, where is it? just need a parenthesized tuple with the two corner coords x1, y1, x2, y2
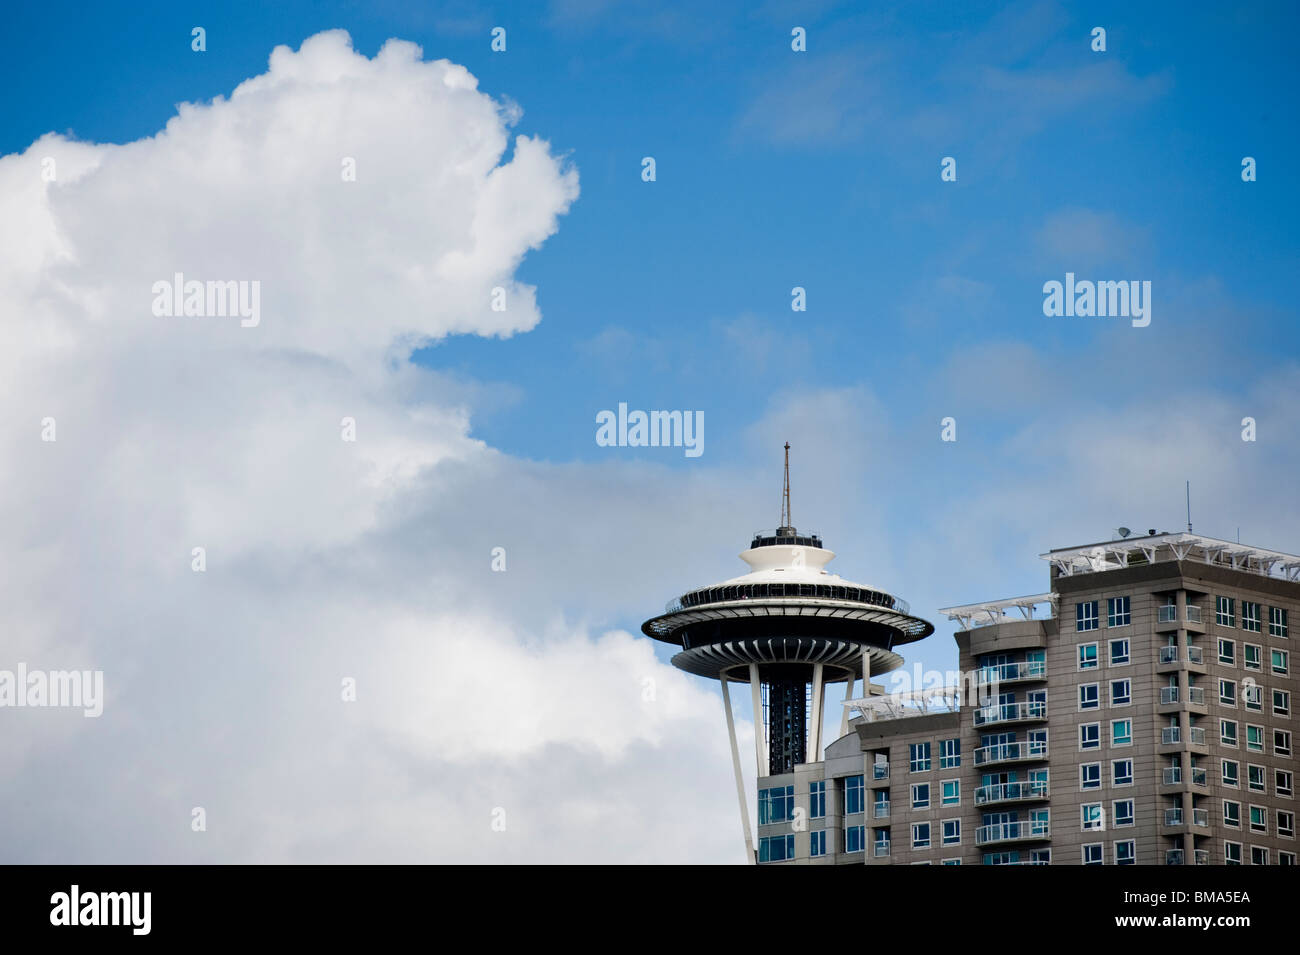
(753, 532, 1300, 865)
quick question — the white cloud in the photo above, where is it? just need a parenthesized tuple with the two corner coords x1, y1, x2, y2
(0, 30, 756, 864)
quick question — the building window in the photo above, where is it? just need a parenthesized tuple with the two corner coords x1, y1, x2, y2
(912, 822, 931, 849)
(1079, 683, 1099, 710)
(942, 819, 960, 846)
(809, 780, 825, 819)
(1108, 596, 1131, 627)
(1273, 649, 1290, 676)
(1250, 806, 1267, 833)
(1248, 764, 1266, 793)
(1112, 719, 1132, 746)
(1275, 689, 1291, 718)
(911, 783, 930, 810)
(1243, 601, 1261, 633)
(844, 775, 865, 815)
(1221, 719, 1238, 747)
(1247, 725, 1264, 753)
(1277, 770, 1294, 798)
(1276, 730, 1293, 757)
(938, 738, 960, 768)
(1081, 763, 1101, 790)
(1081, 804, 1104, 830)
(1224, 800, 1241, 828)
(1115, 840, 1136, 865)
(1217, 596, 1235, 627)
(1245, 681, 1263, 711)
(1110, 679, 1131, 706)
(942, 858, 961, 865)
(941, 779, 960, 806)
(809, 829, 826, 857)
(1080, 723, 1100, 750)
(758, 785, 795, 824)
(1220, 679, 1237, 707)
(1269, 606, 1289, 638)
(1109, 638, 1130, 666)
(844, 825, 865, 854)
(758, 834, 795, 862)
(1225, 841, 1242, 865)
(909, 742, 931, 773)
(1251, 846, 1269, 866)
(1218, 638, 1236, 666)
(1113, 799, 1135, 827)
(1244, 644, 1262, 671)
(1222, 759, 1239, 787)
(1077, 601, 1099, 632)
(1279, 811, 1296, 839)
(1283, 852, 1298, 865)
(1082, 843, 1103, 865)
(1078, 643, 1098, 670)
(1113, 759, 1133, 786)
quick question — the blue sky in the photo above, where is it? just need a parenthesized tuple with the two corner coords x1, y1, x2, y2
(4, 0, 1297, 640)
(3, 1, 1298, 861)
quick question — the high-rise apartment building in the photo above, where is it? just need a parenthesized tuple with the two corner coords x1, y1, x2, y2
(646, 511, 1300, 865)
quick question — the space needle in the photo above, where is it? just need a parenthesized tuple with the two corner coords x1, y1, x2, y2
(641, 444, 933, 861)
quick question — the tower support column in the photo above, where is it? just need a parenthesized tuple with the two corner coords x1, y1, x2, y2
(749, 662, 768, 778)
(809, 663, 824, 761)
(721, 672, 756, 864)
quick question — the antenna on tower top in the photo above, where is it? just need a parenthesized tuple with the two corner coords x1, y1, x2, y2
(779, 442, 792, 532)
(1186, 481, 1192, 534)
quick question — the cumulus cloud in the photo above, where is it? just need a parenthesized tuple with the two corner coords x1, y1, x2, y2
(0, 30, 757, 864)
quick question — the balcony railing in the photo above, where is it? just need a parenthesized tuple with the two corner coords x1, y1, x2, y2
(1164, 808, 1183, 826)
(976, 660, 1047, 685)
(974, 700, 1048, 726)
(872, 763, 889, 780)
(973, 739, 1049, 766)
(1163, 767, 1182, 785)
(873, 841, 890, 858)
(1166, 849, 1184, 865)
(1161, 727, 1182, 745)
(1160, 646, 1179, 664)
(1159, 605, 1178, 623)
(1161, 687, 1180, 704)
(1187, 646, 1203, 664)
(1187, 687, 1205, 704)
(974, 779, 1049, 806)
(1191, 767, 1207, 786)
(1189, 727, 1206, 745)
(975, 820, 1050, 846)
(1186, 606, 1203, 623)
(1194, 849, 1209, 864)
(873, 802, 890, 819)
(1193, 808, 1209, 827)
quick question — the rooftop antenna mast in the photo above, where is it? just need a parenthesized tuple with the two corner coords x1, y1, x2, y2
(1186, 481, 1192, 534)
(780, 442, 792, 531)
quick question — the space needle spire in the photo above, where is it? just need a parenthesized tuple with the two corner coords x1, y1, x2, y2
(780, 442, 792, 533)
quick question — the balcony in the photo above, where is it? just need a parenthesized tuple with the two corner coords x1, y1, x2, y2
(1160, 687, 1179, 704)
(1194, 849, 1209, 865)
(1163, 767, 1182, 785)
(1191, 767, 1207, 786)
(974, 780, 1049, 806)
(1186, 606, 1203, 624)
(1158, 605, 1178, 624)
(973, 739, 1049, 767)
(1188, 727, 1206, 745)
(1161, 727, 1182, 745)
(1163, 808, 1184, 826)
(975, 820, 1051, 846)
(873, 841, 890, 858)
(1192, 808, 1209, 827)
(1166, 849, 1184, 865)
(873, 802, 890, 819)
(973, 700, 1048, 727)
(1187, 646, 1204, 664)
(872, 763, 889, 781)
(976, 661, 1047, 686)
(1158, 645, 1205, 672)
